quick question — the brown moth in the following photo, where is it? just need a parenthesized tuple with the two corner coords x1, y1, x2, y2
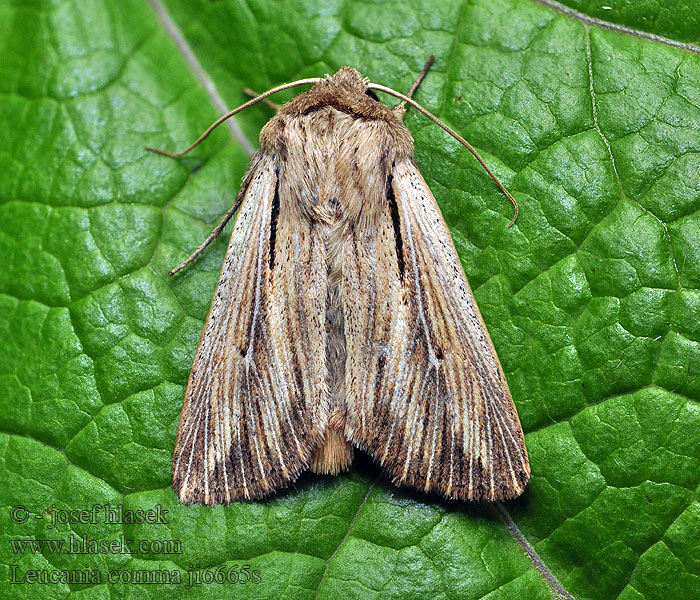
(148, 58, 530, 505)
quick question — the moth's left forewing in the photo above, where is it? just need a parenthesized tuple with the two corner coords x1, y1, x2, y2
(344, 157, 529, 501)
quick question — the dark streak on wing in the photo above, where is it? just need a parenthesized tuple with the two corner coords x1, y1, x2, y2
(268, 175, 281, 269)
(386, 172, 405, 279)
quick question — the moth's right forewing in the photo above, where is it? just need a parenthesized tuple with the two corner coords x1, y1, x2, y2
(173, 151, 328, 505)
(344, 158, 529, 501)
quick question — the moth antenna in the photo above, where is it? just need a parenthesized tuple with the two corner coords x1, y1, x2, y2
(242, 88, 282, 112)
(146, 77, 323, 158)
(371, 81, 519, 227)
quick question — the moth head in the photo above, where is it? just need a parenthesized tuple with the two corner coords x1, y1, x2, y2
(328, 67, 371, 92)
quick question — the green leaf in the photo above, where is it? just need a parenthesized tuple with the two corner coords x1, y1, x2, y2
(556, 0, 700, 45)
(1, 1, 699, 599)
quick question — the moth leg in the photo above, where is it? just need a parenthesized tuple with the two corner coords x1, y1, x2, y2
(169, 191, 244, 275)
(168, 153, 267, 276)
(392, 55, 435, 121)
(243, 88, 282, 113)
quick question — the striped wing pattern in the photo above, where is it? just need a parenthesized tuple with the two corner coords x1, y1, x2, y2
(343, 159, 529, 501)
(172, 152, 329, 504)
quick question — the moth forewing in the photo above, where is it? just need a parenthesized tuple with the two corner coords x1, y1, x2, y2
(163, 63, 529, 505)
(172, 153, 329, 505)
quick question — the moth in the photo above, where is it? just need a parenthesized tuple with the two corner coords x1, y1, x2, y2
(148, 58, 530, 505)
